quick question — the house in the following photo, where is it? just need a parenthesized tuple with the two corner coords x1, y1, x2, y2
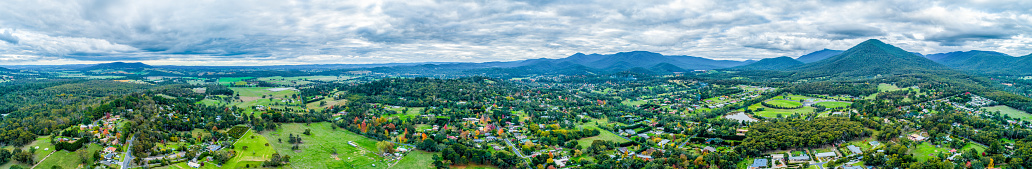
(207, 145, 222, 152)
(789, 154, 810, 162)
(702, 146, 717, 153)
(750, 159, 769, 169)
(635, 154, 653, 161)
(869, 141, 881, 147)
(909, 134, 927, 141)
(771, 154, 785, 161)
(841, 164, 864, 169)
(554, 158, 569, 168)
(816, 152, 837, 160)
(847, 145, 863, 155)
(658, 139, 670, 146)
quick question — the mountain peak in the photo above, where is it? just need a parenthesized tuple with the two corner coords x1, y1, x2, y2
(792, 39, 948, 77)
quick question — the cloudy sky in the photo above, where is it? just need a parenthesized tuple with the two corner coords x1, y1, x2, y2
(1, 0, 1031, 65)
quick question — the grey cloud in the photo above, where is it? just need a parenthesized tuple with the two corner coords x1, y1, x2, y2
(0, 0, 1030, 65)
(0, 29, 17, 44)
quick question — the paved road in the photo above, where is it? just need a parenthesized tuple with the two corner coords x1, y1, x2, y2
(814, 162, 827, 169)
(122, 136, 135, 169)
(503, 139, 526, 158)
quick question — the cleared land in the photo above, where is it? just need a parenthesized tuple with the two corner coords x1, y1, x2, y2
(983, 105, 1032, 121)
(223, 130, 276, 168)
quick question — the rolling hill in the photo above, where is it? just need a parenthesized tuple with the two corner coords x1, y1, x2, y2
(728, 56, 803, 70)
(795, 49, 843, 63)
(791, 39, 950, 77)
(923, 50, 1018, 72)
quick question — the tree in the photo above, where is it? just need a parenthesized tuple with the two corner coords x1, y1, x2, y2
(377, 141, 396, 154)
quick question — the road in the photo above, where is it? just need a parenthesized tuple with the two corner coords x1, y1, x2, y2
(122, 136, 135, 169)
(29, 151, 55, 169)
(503, 139, 526, 158)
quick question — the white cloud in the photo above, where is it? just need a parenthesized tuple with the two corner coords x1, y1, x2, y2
(0, 0, 1029, 65)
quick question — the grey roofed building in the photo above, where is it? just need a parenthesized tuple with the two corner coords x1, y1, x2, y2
(750, 158, 769, 168)
(816, 152, 837, 158)
(847, 145, 863, 154)
(869, 141, 880, 147)
(841, 165, 864, 169)
(789, 154, 810, 161)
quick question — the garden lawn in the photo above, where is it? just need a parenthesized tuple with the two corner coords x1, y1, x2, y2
(261, 122, 389, 169)
(983, 105, 1032, 121)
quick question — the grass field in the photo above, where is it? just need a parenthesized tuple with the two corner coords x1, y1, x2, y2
(815, 101, 852, 108)
(386, 107, 425, 121)
(765, 100, 802, 107)
(911, 142, 948, 162)
(750, 103, 816, 118)
(878, 83, 902, 92)
(261, 122, 389, 169)
(983, 105, 1032, 121)
(34, 143, 102, 169)
(622, 99, 647, 106)
(577, 118, 629, 150)
(217, 77, 254, 85)
(393, 150, 437, 169)
(221, 130, 277, 168)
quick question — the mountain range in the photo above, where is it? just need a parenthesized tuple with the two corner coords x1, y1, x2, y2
(794, 49, 843, 63)
(82, 62, 153, 70)
(728, 56, 803, 71)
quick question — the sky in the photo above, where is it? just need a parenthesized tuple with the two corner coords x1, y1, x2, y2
(0, 0, 1031, 66)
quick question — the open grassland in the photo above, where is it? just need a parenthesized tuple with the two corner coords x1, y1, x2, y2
(983, 105, 1032, 121)
(261, 122, 389, 169)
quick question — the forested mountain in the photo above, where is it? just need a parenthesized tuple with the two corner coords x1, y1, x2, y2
(794, 49, 843, 63)
(999, 54, 1032, 75)
(791, 39, 950, 77)
(514, 51, 753, 70)
(0, 66, 9, 71)
(923, 50, 1018, 73)
(82, 62, 153, 70)
(728, 56, 803, 70)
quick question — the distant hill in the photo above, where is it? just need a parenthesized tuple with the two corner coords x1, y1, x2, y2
(791, 39, 950, 77)
(0, 66, 9, 71)
(795, 49, 843, 63)
(998, 54, 1032, 75)
(923, 50, 1018, 72)
(83, 62, 153, 70)
(541, 51, 753, 70)
(728, 56, 803, 71)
